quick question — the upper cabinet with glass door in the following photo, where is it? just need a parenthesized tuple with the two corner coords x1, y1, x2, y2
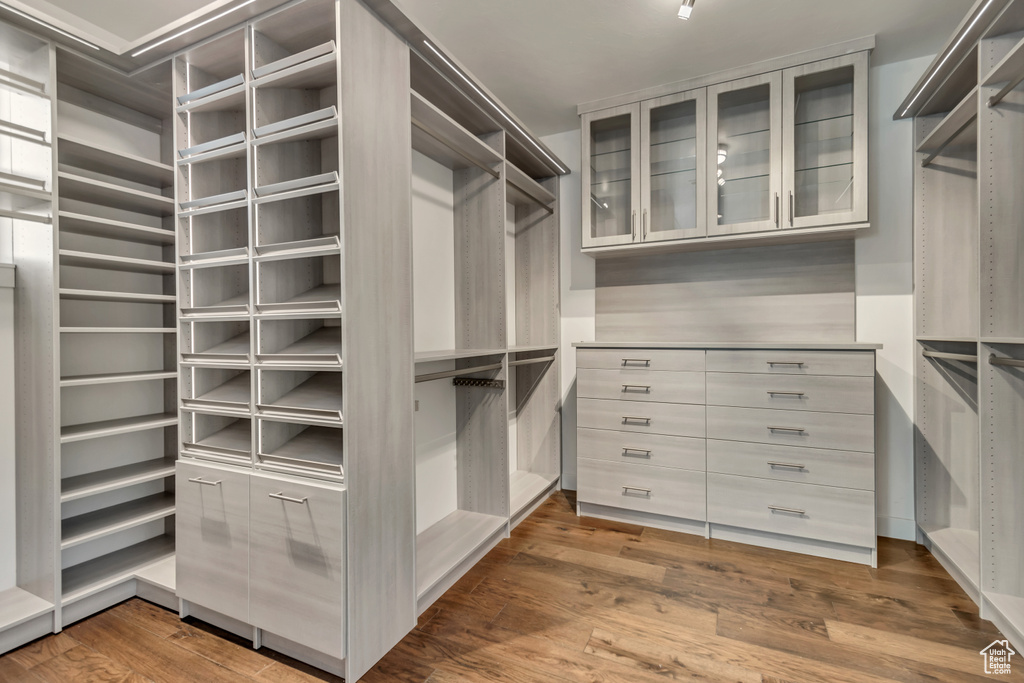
(580, 46, 870, 254)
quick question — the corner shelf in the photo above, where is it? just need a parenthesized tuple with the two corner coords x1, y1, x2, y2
(251, 51, 336, 90)
(60, 370, 177, 388)
(57, 172, 175, 217)
(61, 458, 177, 503)
(62, 536, 175, 603)
(59, 250, 174, 275)
(58, 135, 173, 189)
(61, 492, 176, 550)
(60, 412, 178, 444)
(58, 211, 175, 245)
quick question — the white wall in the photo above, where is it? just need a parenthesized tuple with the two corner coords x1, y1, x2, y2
(543, 55, 929, 540)
(0, 275, 15, 588)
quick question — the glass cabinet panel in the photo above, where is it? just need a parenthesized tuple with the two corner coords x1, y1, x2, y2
(642, 90, 705, 242)
(716, 84, 772, 227)
(586, 109, 637, 246)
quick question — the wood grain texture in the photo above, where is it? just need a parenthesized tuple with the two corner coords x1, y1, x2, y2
(594, 240, 855, 342)
(337, 0, 416, 678)
(2, 492, 1021, 682)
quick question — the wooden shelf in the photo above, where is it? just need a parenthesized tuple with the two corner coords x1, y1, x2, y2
(509, 345, 558, 355)
(179, 132, 246, 161)
(184, 331, 251, 365)
(62, 536, 175, 603)
(917, 336, 979, 343)
(983, 34, 1024, 87)
(182, 292, 250, 318)
(258, 372, 343, 425)
(254, 172, 339, 199)
(61, 458, 177, 503)
(60, 412, 178, 444)
(61, 492, 176, 550)
(414, 349, 505, 364)
(254, 235, 340, 260)
(61, 370, 177, 388)
(505, 162, 555, 211)
(58, 135, 173, 189)
(59, 249, 174, 275)
(252, 51, 336, 90)
(917, 86, 978, 165)
(61, 327, 177, 334)
(411, 90, 502, 174)
(58, 172, 175, 217)
(510, 471, 558, 519)
(0, 588, 53, 631)
(184, 372, 251, 412)
(982, 337, 1024, 345)
(253, 180, 340, 206)
(259, 424, 344, 477)
(921, 525, 980, 593)
(177, 76, 246, 114)
(416, 510, 506, 599)
(58, 212, 175, 245)
(255, 284, 341, 317)
(257, 327, 342, 367)
(59, 289, 175, 304)
(252, 106, 337, 143)
(252, 41, 336, 80)
(184, 419, 251, 461)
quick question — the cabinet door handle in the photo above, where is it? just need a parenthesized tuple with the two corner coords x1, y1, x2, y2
(769, 505, 806, 515)
(622, 416, 652, 425)
(768, 461, 806, 470)
(643, 209, 648, 239)
(623, 486, 652, 496)
(789, 191, 794, 226)
(622, 384, 652, 392)
(269, 492, 308, 505)
(632, 210, 636, 240)
(188, 477, 221, 486)
(767, 391, 805, 397)
(767, 361, 804, 367)
(768, 426, 806, 433)
(774, 192, 779, 227)
(621, 358, 651, 367)
(622, 447, 652, 458)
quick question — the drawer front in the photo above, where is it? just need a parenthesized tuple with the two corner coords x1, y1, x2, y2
(707, 439, 874, 490)
(578, 398, 706, 438)
(249, 473, 346, 657)
(707, 406, 874, 453)
(578, 368, 705, 405)
(707, 372, 874, 414)
(577, 428, 705, 471)
(708, 473, 875, 547)
(176, 460, 250, 623)
(579, 458, 706, 521)
(577, 348, 705, 372)
(706, 350, 874, 377)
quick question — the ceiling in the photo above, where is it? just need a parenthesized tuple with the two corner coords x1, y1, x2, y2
(5, 0, 973, 134)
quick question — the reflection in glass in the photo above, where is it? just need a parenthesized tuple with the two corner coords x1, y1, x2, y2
(716, 84, 771, 226)
(590, 114, 631, 240)
(648, 100, 697, 235)
(793, 66, 854, 218)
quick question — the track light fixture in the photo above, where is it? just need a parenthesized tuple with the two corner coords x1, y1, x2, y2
(678, 0, 696, 20)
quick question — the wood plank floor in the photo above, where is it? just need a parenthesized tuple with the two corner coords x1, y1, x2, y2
(2, 491, 1021, 682)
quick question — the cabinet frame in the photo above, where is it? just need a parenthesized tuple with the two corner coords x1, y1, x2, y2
(782, 52, 868, 229)
(640, 88, 707, 243)
(706, 71, 784, 237)
(581, 102, 641, 249)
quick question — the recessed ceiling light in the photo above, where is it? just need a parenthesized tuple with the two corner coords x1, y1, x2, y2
(678, 0, 696, 20)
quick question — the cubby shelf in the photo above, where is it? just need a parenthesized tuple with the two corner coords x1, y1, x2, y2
(257, 372, 343, 424)
(61, 458, 177, 503)
(183, 373, 251, 412)
(60, 412, 178, 444)
(62, 536, 175, 603)
(251, 51, 336, 90)
(257, 327, 342, 367)
(57, 172, 175, 217)
(252, 40, 336, 80)
(252, 106, 337, 143)
(58, 135, 173, 188)
(60, 492, 176, 550)
(258, 423, 344, 477)
(58, 211, 175, 245)
(176, 79, 246, 115)
(183, 417, 251, 462)
(60, 370, 177, 388)
(182, 331, 250, 365)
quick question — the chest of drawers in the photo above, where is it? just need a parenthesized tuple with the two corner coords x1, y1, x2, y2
(575, 343, 879, 567)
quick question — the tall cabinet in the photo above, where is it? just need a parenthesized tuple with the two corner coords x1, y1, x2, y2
(898, 0, 1024, 653)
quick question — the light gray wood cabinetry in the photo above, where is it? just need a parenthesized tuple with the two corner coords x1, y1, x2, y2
(175, 461, 249, 623)
(576, 343, 878, 566)
(581, 47, 870, 256)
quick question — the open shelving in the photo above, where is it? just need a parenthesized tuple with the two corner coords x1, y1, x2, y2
(256, 417, 343, 479)
(181, 319, 250, 365)
(61, 536, 175, 604)
(256, 316, 342, 367)
(182, 411, 251, 463)
(61, 492, 176, 550)
(182, 366, 251, 414)
(257, 369, 342, 424)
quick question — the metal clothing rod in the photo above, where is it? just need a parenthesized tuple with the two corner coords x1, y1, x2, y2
(411, 119, 500, 179)
(508, 355, 556, 367)
(923, 350, 978, 363)
(921, 116, 976, 168)
(414, 361, 503, 383)
(989, 73, 1024, 108)
(990, 354, 1024, 369)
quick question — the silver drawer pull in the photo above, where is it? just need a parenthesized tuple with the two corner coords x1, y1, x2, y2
(768, 461, 806, 470)
(621, 358, 651, 367)
(769, 505, 806, 515)
(767, 391, 805, 397)
(269, 492, 308, 504)
(622, 447, 652, 458)
(768, 426, 806, 433)
(188, 477, 221, 486)
(622, 416, 652, 425)
(767, 361, 804, 367)
(622, 384, 652, 392)
(622, 486, 651, 496)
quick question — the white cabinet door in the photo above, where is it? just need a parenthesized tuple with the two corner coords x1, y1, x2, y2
(782, 52, 869, 229)
(582, 103, 641, 248)
(707, 72, 783, 236)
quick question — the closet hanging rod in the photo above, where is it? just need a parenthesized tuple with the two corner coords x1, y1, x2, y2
(411, 119, 500, 179)
(988, 73, 1024, 108)
(990, 354, 1024, 369)
(922, 350, 978, 363)
(920, 116, 976, 168)
(508, 356, 556, 367)
(414, 361, 503, 383)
